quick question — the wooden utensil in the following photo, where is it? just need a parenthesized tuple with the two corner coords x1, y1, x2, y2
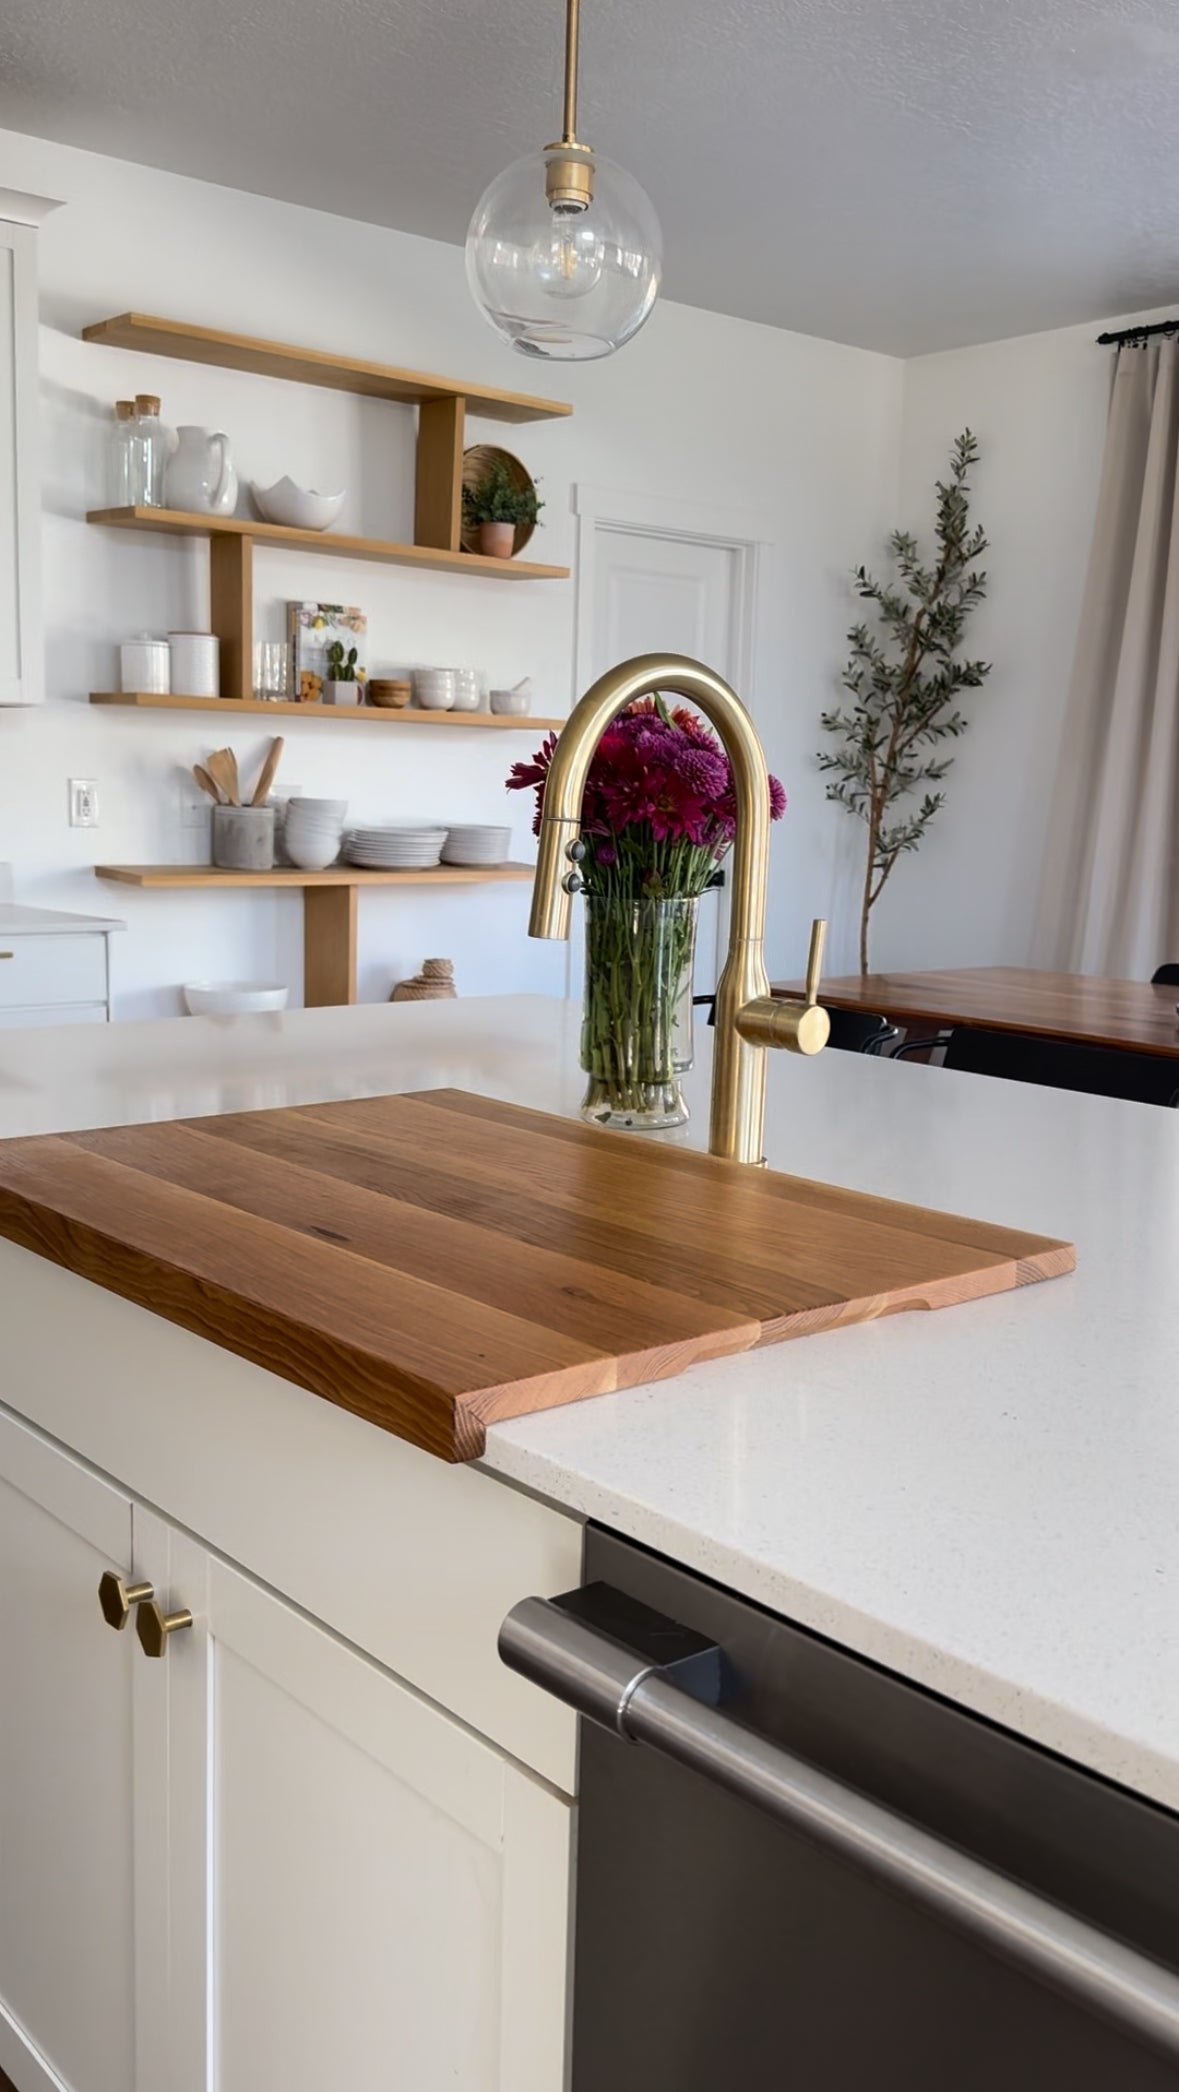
(205, 748, 239, 806)
(251, 736, 285, 807)
(192, 763, 223, 804)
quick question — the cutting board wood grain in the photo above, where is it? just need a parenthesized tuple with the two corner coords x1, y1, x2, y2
(0, 1089, 1074, 1462)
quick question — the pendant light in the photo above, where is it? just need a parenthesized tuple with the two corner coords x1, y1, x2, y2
(465, 0, 662, 361)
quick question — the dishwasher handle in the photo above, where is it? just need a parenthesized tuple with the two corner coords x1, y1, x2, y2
(501, 1590, 1179, 2068)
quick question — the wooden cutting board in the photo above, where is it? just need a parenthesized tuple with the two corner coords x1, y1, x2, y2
(0, 1090, 1074, 1462)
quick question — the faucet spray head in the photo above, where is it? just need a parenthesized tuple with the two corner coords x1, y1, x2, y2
(528, 816, 583, 940)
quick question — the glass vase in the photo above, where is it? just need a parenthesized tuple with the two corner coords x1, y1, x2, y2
(580, 895, 698, 1131)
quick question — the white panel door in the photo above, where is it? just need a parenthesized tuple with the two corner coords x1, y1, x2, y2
(0, 1406, 137, 2092)
(591, 527, 737, 679)
(583, 524, 741, 996)
(138, 1513, 572, 2092)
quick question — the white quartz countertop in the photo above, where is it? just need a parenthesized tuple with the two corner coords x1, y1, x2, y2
(0, 994, 1175, 1808)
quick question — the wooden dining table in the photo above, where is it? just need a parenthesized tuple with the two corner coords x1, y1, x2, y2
(771, 966, 1179, 1058)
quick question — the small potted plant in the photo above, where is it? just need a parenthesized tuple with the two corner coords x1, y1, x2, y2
(462, 458, 543, 559)
(324, 639, 361, 706)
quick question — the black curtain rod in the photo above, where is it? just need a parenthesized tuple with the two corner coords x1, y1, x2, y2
(1096, 318, 1179, 347)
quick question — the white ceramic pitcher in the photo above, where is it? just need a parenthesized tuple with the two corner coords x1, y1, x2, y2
(166, 426, 238, 515)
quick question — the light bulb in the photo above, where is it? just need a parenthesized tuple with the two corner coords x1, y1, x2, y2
(530, 210, 605, 300)
(466, 145, 661, 361)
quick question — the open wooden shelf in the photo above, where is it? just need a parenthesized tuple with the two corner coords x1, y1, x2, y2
(82, 311, 572, 703)
(94, 863, 534, 890)
(86, 507, 569, 581)
(82, 313, 572, 425)
(90, 691, 563, 729)
(93, 859, 536, 1007)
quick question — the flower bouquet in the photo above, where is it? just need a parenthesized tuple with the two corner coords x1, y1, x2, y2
(509, 699, 785, 1130)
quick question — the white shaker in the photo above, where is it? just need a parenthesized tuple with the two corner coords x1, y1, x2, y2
(120, 633, 171, 694)
(169, 631, 221, 697)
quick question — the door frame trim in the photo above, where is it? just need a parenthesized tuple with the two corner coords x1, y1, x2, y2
(570, 483, 771, 711)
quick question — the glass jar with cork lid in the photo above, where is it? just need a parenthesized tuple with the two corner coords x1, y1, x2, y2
(130, 394, 167, 506)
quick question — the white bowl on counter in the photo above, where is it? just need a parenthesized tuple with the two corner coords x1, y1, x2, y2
(183, 981, 290, 1017)
(251, 478, 346, 531)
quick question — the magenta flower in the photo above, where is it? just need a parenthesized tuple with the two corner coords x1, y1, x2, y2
(506, 700, 785, 898)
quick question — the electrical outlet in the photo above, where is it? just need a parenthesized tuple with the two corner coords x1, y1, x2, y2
(69, 779, 100, 829)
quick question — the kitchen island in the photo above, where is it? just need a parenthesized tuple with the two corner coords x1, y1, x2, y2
(0, 993, 1175, 2092)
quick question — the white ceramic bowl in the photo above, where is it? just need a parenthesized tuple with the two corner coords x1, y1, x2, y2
(286, 797, 348, 818)
(285, 838, 342, 870)
(251, 478, 346, 531)
(184, 980, 289, 1017)
(489, 688, 533, 716)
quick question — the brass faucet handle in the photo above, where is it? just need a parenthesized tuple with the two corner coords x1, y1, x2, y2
(735, 919, 832, 1058)
(804, 917, 828, 1006)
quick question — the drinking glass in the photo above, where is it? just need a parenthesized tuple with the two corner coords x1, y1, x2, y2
(253, 642, 292, 702)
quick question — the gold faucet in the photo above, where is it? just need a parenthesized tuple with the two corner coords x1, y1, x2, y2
(529, 652, 830, 1166)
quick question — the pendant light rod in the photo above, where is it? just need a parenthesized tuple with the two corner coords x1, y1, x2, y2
(562, 0, 581, 144)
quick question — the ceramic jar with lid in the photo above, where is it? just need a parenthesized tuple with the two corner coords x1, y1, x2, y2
(120, 634, 171, 694)
(169, 631, 220, 697)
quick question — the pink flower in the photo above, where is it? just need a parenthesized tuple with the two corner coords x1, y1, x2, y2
(506, 703, 785, 880)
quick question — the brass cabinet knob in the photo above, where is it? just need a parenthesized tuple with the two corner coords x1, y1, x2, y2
(136, 1597, 194, 1659)
(98, 1569, 154, 1631)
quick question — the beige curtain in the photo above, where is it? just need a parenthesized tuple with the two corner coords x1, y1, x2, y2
(1035, 338, 1179, 976)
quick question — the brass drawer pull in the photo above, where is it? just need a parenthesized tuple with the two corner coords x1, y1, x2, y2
(136, 1596, 194, 1658)
(98, 1569, 154, 1631)
(0, 951, 13, 960)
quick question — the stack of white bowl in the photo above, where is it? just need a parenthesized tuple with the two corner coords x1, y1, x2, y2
(344, 824, 448, 869)
(441, 824, 512, 867)
(412, 667, 482, 713)
(284, 798, 348, 870)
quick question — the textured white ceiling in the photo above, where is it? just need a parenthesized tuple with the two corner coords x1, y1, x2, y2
(3, 0, 1179, 354)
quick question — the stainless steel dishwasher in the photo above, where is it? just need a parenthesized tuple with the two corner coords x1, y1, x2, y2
(501, 1525, 1179, 2090)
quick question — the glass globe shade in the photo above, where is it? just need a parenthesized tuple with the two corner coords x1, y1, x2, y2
(466, 145, 662, 360)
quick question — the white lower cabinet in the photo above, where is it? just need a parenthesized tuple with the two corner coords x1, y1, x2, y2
(0, 1416, 572, 2092)
(0, 1409, 138, 2092)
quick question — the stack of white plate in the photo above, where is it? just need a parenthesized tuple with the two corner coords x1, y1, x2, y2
(344, 824, 448, 869)
(441, 824, 512, 867)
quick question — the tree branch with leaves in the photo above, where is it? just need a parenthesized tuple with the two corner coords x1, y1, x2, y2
(818, 429, 991, 974)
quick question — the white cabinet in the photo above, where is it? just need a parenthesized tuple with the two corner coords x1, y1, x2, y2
(0, 1414, 572, 2092)
(0, 912, 123, 1026)
(0, 1408, 139, 2092)
(0, 211, 44, 707)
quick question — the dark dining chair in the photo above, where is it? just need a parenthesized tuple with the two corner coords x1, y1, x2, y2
(1152, 963, 1179, 986)
(894, 1025, 1179, 1107)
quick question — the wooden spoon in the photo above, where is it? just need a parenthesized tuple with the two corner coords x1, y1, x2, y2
(251, 735, 285, 807)
(192, 762, 224, 804)
(205, 748, 239, 806)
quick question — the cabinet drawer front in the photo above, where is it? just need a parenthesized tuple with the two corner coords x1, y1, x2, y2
(0, 934, 106, 1009)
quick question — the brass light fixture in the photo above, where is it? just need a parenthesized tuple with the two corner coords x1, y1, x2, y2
(465, 0, 663, 361)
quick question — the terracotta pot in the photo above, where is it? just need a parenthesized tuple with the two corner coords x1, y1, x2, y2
(479, 520, 516, 559)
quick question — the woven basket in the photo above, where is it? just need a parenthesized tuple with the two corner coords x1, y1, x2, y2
(461, 445, 537, 558)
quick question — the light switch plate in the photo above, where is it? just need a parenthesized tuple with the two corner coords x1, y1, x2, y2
(69, 779, 100, 828)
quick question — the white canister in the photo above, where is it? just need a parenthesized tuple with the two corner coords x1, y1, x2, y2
(120, 635, 170, 694)
(169, 631, 221, 697)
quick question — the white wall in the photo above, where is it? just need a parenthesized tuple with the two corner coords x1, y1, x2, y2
(0, 126, 903, 1015)
(881, 304, 1177, 974)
